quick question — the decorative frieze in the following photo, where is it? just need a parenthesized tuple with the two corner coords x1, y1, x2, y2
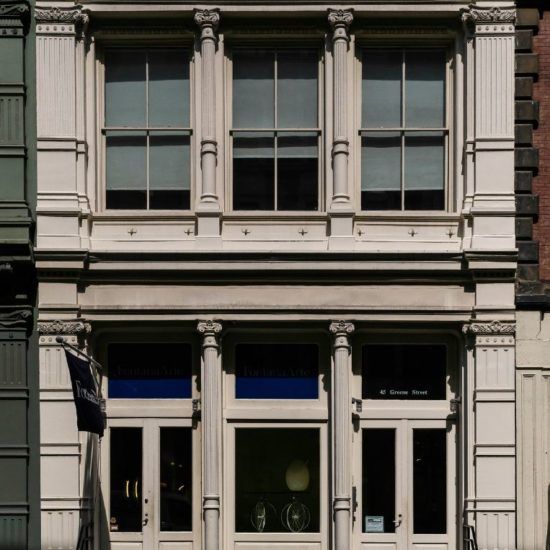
(0, 309, 32, 329)
(462, 5, 516, 27)
(462, 320, 516, 335)
(37, 320, 91, 335)
(0, 1, 28, 34)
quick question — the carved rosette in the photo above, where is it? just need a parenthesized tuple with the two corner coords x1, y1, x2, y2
(194, 9, 220, 41)
(0, 2, 29, 34)
(461, 5, 516, 34)
(328, 9, 353, 41)
(463, 320, 515, 346)
(38, 320, 91, 345)
(35, 5, 89, 35)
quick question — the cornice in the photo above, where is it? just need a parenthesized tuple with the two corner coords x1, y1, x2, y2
(37, 320, 91, 335)
(462, 320, 516, 335)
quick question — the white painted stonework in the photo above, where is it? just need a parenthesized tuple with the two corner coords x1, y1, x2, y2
(35, 1, 520, 549)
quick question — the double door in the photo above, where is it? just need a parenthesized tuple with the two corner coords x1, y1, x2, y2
(356, 418, 456, 550)
(102, 418, 197, 550)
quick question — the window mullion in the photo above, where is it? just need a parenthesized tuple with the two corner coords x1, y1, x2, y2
(274, 50, 278, 211)
(401, 50, 406, 211)
(145, 51, 150, 210)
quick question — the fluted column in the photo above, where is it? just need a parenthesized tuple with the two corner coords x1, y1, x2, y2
(329, 320, 354, 550)
(197, 321, 222, 550)
(328, 10, 354, 242)
(194, 10, 221, 238)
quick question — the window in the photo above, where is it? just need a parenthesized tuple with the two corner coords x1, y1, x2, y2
(104, 49, 191, 210)
(361, 49, 447, 211)
(231, 49, 320, 211)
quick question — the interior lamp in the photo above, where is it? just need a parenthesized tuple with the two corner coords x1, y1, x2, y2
(285, 459, 310, 492)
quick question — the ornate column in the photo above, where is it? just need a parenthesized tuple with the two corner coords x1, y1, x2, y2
(462, 321, 516, 550)
(329, 320, 354, 550)
(37, 320, 92, 548)
(197, 321, 223, 550)
(35, 5, 89, 249)
(462, 6, 516, 251)
(194, 10, 221, 239)
(328, 10, 353, 243)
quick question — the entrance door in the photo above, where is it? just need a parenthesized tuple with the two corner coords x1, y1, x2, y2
(104, 418, 195, 549)
(358, 419, 455, 550)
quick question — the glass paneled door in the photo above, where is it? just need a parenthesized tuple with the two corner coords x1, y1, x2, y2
(103, 419, 196, 549)
(357, 419, 456, 550)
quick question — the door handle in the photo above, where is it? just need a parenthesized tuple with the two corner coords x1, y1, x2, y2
(393, 514, 402, 527)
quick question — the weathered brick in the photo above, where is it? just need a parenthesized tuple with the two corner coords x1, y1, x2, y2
(516, 123, 534, 144)
(516, 53, 539, 74)
(516, 171, 533, 192)
(516, 100, 540, 122)
(516, 147, 540, 169)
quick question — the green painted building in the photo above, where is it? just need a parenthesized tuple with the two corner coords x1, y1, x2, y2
(0, 1, 39, 548)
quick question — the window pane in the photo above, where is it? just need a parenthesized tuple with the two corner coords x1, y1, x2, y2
(108, 343, 192, 399)
(362, 344, 447, 400)
(233, 132, 274, 210)
(235, 343, 318, 399)
(149, 132, 190, 210)
(233, 51, 274, 128)
(277, 133, 318, 211)
(404, 132, 445, 210)
(160, 428, 192, 532)
(105, 50, 146, 127)
(106, 131, 147, 209)
(235, 428, 320, 533)
(110, 428, 142, 532)
(277, 51, 318, 128)
(148, 51, 189, 127)
(362, 51, 402, 128)
(413, 429, 446, 534)
(361, 132, 401, 210)
(363, 429, 395, 533)
(405, 51, 445, 128)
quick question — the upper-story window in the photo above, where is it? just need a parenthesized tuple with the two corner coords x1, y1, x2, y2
(361, 49, 448, 211)
(231, 49, 320, 211)
(104, 48, 191, 210)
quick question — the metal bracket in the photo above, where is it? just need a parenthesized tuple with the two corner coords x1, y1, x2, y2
(352, 397, 363, 413)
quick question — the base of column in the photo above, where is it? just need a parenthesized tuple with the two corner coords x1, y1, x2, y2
(328, 211, 354, 249)
(196, 210, 222, 242)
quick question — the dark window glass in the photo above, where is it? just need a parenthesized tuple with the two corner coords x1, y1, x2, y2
(235, 428, 320, 533)
(108, 343, 192, 399)
(160, 428, 192, 531)
(362, 429, 395, 533)
(235, 343, 318, 399)
(110, 428, 142, 532)
(362, 344, 447, 400)
(413, 429, 447, 534)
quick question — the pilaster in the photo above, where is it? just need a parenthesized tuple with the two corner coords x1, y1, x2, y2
(329, 320, 354, 550)
(35, 5, 88, 249)
(197, 320, 222, 550)
(327, 9, 354, 245)
(194, 10, 221, 242)
(37, 319, 91, 550)
(463, 321, 516, 550)
(462, 5, 516, 251)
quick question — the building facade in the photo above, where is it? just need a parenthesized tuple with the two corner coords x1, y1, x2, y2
(35, 1, 519, 549)
(0, 1, 40, 548)
(514, 3, 550, 549)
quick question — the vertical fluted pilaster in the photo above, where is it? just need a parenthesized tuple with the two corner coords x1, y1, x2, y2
(197, 320, 222, 550)
(194, 10, 220, 210)
(329, 320, 355, 550)
(328, 9, 353, 210)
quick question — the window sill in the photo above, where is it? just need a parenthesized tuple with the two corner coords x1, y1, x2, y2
(92, 210, 195, 221)
(356, 211, 460, 221)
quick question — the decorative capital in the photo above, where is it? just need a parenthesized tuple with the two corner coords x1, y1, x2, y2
(194, 9, 220, 33)
(461, 5, 516, 30)
(197, 320, 222, 336)
(0, 309, 32, 329)
(0, 1, 29, 33)
(37, 320, 91, 335)
(0, 1, 28, 17)
(462, 320, 516, 336)
(329, 320, 355, 336)
(328, 8, 353, 31)
(35, 5, 89, 30)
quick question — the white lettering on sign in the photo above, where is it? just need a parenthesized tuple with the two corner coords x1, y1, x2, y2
(75, 380, 100, 405)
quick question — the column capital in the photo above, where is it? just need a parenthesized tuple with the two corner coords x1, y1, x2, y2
(197, 320, 222, 336)
(462, 320, 516, 336)
(37, 319, 91, 335)
(35, 4, 89, 35)
(461, 5, 515, 33)
(328, 8, 353, 37)
(194, 8, 220, 37)
(329, 320, 355, 337)
(0, 2, 29, 33)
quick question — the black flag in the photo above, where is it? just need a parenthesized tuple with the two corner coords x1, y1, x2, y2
(64, 350, 104, 437)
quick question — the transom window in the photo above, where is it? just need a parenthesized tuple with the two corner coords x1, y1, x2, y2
(231, 49, 320, 211)
(103, 48, 191, 210)
(361, 49, 448, 211)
